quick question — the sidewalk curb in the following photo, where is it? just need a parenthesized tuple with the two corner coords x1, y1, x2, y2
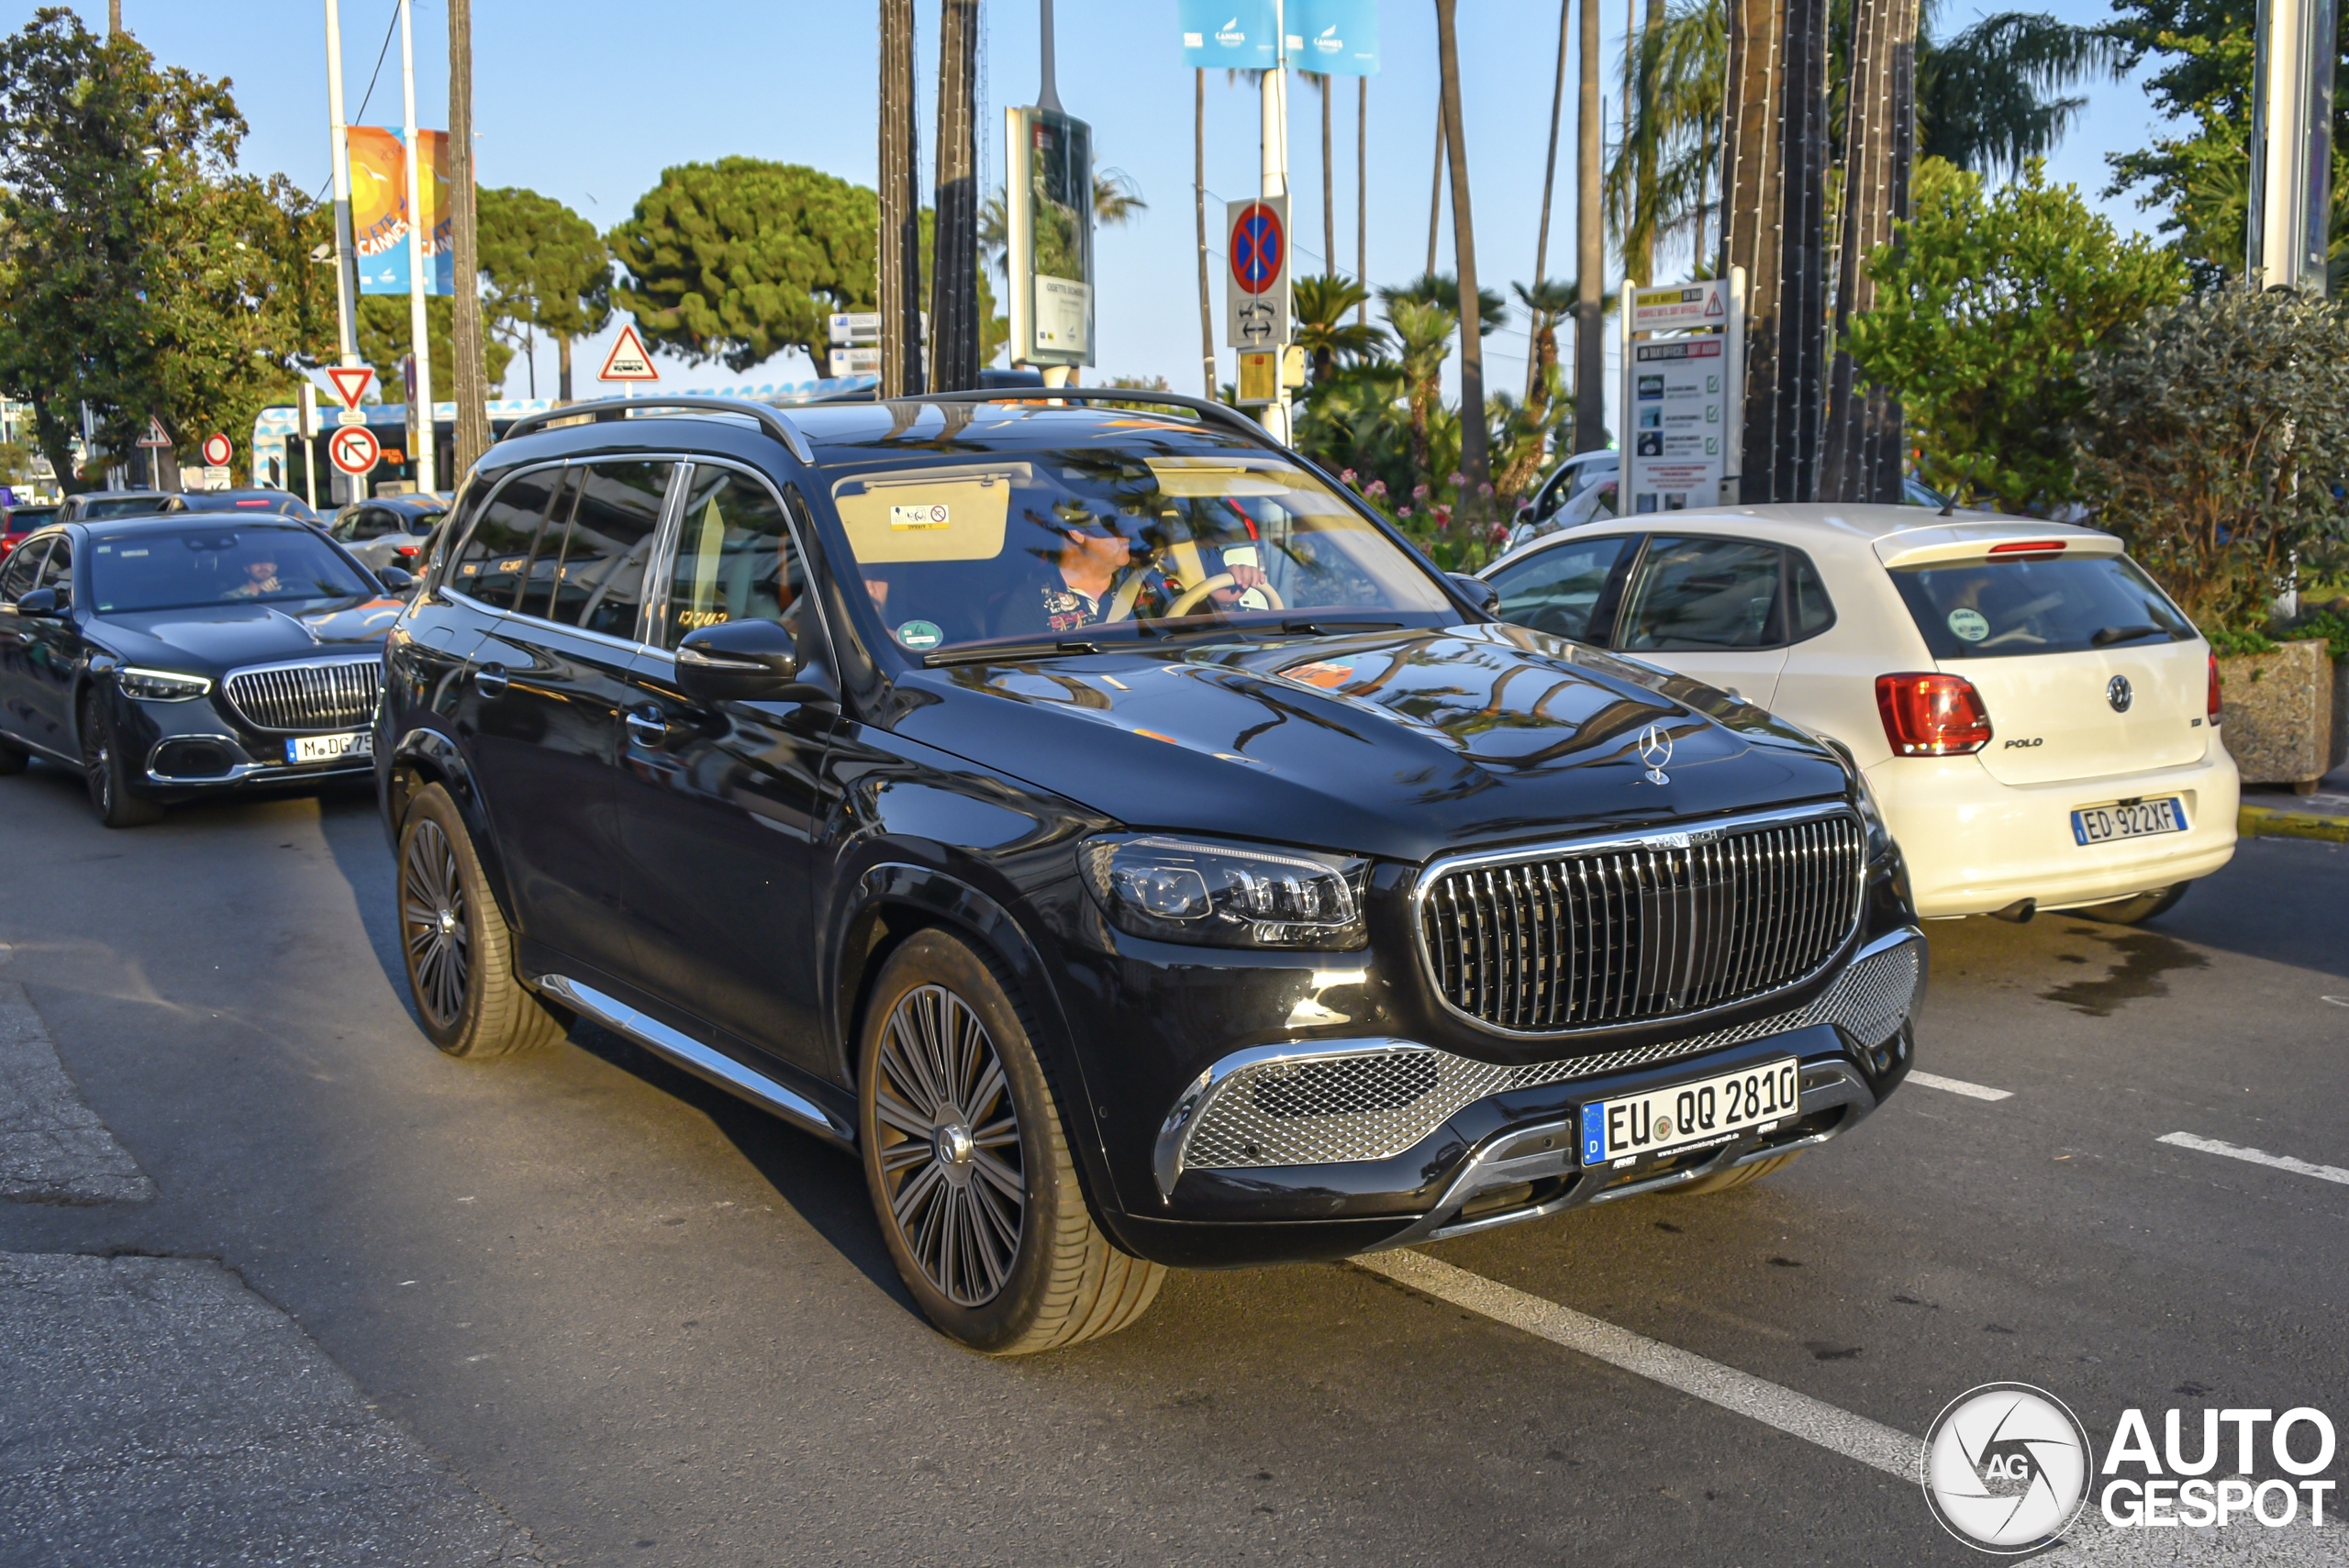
(2239, 804, 2349, 842)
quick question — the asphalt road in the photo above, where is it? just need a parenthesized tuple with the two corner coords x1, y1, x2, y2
(2, 754, 2344, 1566)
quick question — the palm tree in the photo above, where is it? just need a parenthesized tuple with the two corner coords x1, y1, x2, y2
(1606, 0, 1725, 281)
(1433, 0, 1490, 507)
(1293, 274, 1389, 384)
(978, 170, 1145, 279)
(1383, 295, 1457, 484)
(1388, 272, 1506, 335)
(1574, 0, 1606, 453)
(1918, 8, 2123, 176)
(1511, 278, 1576, 429)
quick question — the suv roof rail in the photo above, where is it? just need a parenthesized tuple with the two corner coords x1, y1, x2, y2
(495, 396, 815, 463)
(915, 386, 1275, 445)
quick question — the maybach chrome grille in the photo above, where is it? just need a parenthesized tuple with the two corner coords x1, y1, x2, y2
(223, 659, 383, 732)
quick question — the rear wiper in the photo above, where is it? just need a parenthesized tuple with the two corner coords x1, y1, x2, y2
(2089, 623, 2166, 647)
(923, 639, 1103, 668)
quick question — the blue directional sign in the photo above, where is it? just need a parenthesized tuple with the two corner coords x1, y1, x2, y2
(1178, 0, 1277, 70)
(1290, 0, 1380, 75)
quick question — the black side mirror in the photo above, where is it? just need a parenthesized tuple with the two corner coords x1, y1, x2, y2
(675, 617, 808, 705)
(15, 587, 59, 617)
(1448, 573, 1500, 617)
(376, 564, 417, 595)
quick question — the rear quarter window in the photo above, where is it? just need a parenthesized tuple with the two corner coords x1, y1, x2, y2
(1892, 553, 2194, 659)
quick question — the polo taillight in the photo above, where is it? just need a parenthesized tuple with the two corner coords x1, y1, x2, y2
(1876, 673, 1993, 756)
(2208, 652, 2222, 726)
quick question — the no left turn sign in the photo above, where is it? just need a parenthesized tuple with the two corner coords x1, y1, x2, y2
(328, 424, 381, 476)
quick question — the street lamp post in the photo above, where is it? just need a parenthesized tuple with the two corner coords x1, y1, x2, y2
(397, 0, 435, 495)
(1259, 0, 1292, 444)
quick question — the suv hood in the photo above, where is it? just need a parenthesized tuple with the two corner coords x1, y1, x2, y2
(896, 624, 1849, 863)
(89, 597, 403, 674)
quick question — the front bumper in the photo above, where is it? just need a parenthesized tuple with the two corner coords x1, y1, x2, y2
(113, 691, 374, 798)
(1111, 928, 1921, 1266)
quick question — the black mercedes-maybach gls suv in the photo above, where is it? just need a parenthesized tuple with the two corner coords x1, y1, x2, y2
(0, 513, 407, 826)
(374, 392, 1923, 1353)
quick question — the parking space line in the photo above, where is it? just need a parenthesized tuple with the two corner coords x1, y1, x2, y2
(1352, 1249, 1921, 1479)
(2158, 1132, 2349, 1186)
(1906, 1070, 2013, 1102)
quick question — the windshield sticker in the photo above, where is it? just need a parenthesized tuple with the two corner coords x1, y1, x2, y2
(896, 619, 943, 651)
(1947, 607, 1991, 642)
(1282, 659, 1358, 690)
(890, 503, 951, 530)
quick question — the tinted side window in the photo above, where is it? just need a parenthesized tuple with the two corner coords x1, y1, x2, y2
(1617, 536, 1784, 651)
(1788, 549, 1836, 640)
(657, 467, 805, 651)
(350, 506, 399, 541)
(0, 540, 47, 603)
(1488, 535, 1628, 642)
(451, 468, 564, 611)
(537, 460, 671, 639)
(36, 539, 71, 600)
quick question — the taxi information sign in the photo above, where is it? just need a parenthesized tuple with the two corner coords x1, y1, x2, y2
(1620, 272, 1744, 513)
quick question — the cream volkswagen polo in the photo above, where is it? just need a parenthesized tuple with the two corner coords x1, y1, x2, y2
(1480, 505, 2238, 922)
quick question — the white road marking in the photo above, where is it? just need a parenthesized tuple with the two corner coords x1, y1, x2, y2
(1352, 1248, 1920, 1477)
(2321, 996, 2349, 1007)
(2158, 1132, 2349, 1187)
(1356, 1249, 2345, 1563)
(1907, 1070, 2014, 1101)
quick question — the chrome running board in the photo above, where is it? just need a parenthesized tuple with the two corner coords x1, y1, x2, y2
(535, 974, 855, 1149)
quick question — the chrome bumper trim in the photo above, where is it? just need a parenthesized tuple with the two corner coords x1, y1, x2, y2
(534, 974, 854, 1149)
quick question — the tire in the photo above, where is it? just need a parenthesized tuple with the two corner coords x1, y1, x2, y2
(78, 694, 162, 828)
(1675, 1151, 1803, 1195)
(2074, 883, 2190, 926)
(395, 782, 568, 1059)
(858, 929, 1164, 1355)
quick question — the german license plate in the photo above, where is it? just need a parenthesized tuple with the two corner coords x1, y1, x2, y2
(285, 730, 371, 764)
(2071, 797, 2185, 845)
(1581, 1057, 1799, 1168)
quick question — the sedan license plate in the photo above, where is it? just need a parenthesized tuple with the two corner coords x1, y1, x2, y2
(1581, 1058, 1799, 1168)
(2071, 797, 2186, 845)
(285, 730, 371, 765)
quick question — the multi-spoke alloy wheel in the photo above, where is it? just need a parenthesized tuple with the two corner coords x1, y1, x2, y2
(857, 929, 1165, 1353)
(393, 782, 566, 1059)
(402, 817, 469, 1034)
(872, 983, 1025, 1307)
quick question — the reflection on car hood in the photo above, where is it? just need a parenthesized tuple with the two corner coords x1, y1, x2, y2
(90, 598, 402, 674)
(896, 623, 1847, 862)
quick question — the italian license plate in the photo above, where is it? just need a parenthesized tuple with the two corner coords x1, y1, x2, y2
(2071, 797, 2186, 845)
(285, 730, 371, 765)
(1581, 1057, 1799, 1168)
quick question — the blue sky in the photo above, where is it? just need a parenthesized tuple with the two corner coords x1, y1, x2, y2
(52, 0, 2154, 406)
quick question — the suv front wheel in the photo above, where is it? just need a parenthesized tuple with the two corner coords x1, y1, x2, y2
(858, 929, 1163, 1354)
(396, 782, 568, 1058)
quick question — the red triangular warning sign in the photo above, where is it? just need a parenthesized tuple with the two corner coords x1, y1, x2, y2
(597, 324, 660, 382)
(326, 365, 375, 409)
(136, 416, 172, 449)
(1705, 292, 1725, 317)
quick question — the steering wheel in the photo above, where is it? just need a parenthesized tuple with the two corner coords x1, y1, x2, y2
(1164, 572, 1286, 617)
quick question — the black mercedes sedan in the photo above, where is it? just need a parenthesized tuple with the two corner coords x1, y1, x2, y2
(376, 392, 1922, 1354)
(0, 515, 406, 826)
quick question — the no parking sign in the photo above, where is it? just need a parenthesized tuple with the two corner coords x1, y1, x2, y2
(1224, 195, 1290, 351)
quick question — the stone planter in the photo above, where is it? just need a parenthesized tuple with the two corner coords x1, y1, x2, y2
(2217, 639, 2336, 790)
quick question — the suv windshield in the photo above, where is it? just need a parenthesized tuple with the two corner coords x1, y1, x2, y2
(829, 448, 1453, 654)
(1892, 552, 2194, 659)
(88, 527, 378, 614)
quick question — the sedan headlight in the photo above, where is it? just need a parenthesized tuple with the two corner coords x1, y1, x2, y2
(117, 667, 212, 702)
(1080, 834, 1368, 950)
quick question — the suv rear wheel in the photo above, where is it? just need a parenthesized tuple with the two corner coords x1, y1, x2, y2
(858, 929, 1163, 1354)
(397, 782, 568, 1058)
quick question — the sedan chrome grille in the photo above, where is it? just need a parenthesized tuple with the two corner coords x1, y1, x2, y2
(1418, 808, 1865, 1035)
(223, 658, 384, 733)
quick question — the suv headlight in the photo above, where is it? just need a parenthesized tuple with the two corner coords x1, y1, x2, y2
(117, 667, 212, 701)
(1080, 834, 1368, 950)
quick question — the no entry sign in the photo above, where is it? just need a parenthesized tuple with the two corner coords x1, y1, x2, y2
(328, 424, 382, 476)
(200, 433, 232, 467)
(1223, 195, 1291, 351)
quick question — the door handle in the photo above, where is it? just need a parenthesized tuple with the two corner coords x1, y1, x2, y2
(473, 663, 509, 698)
(625, 709, 670, 749)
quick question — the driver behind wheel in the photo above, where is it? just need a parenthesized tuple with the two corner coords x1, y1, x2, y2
(1002, 500, 1274, 638)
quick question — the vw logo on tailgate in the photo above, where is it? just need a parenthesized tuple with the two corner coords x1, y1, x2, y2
(2107, 674, 2132, 713)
